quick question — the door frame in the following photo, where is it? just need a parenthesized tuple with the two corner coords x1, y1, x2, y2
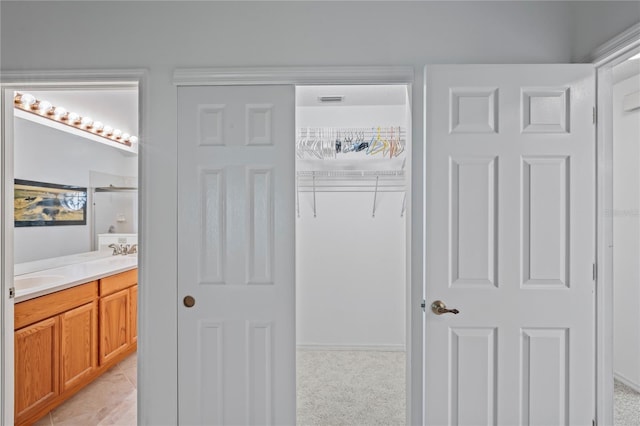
(173, 66, 423, 425)
(590, 23, 640, 426)
(0, 69, 148, 426)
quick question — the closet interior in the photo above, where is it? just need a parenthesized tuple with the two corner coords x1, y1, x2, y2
(295, 85, 411, 425)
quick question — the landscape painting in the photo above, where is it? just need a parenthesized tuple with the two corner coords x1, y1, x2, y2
(15, 179, 87, 227)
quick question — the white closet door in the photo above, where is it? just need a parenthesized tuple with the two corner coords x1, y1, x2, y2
(425, 65, 595, 425)
(177, 85, 295, 425)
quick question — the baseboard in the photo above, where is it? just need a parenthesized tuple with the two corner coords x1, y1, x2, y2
(297, 344, 406, 352)
(614, 371, 640, 393)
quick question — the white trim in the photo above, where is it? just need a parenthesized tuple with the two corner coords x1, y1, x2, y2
(0, 69, 142, 87)
(614, 372, 640, 394)
(1, 89, 16, 426)
(596, 64, 615, 426)
(173, 66, 415, 86)
(0, 69, 147, 426)
(592, 26, 640, 426)
(589, 23, 640, 66)
(297, 344, 406, 352)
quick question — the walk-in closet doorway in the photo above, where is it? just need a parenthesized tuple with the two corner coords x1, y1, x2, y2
(294, 85, 411, 425)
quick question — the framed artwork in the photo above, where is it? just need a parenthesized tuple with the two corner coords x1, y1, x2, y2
(14, 179, 87, 227)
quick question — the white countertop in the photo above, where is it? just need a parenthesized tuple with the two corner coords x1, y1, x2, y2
(14, 252, 138, 303)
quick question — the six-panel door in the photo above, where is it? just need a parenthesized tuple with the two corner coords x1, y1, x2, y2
(425, 65, 596, 425)
(177, 85, 295, 425)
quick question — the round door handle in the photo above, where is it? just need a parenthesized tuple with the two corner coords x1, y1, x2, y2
(183, 295, 195, 308)
(431, 300, 459, 315)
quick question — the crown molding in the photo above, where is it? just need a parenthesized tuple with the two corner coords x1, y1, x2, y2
(0, 69, 147, 89)
(588, 22, 640, 67)
(173, 66, 415, 86)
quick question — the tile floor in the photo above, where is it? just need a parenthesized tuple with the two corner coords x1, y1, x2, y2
(33, 353, 137, 426)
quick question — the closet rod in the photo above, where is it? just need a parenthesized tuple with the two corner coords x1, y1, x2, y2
(298, 189, 405, 193)
(297, 127, 407, 132)
(297, 170, 405, 177)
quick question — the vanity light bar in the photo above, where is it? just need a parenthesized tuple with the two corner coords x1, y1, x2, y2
(13, 92, 138, 147)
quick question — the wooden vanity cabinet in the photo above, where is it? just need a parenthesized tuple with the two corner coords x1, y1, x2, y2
(14, 281, 97, 425)
(60, 301, 98, 391)
(99, 288, 130, 364)
(14, 316, 60, 420)
(130, 284, 138, 344)
(14, 268, 138, 426)
(98, 268, 137, 365)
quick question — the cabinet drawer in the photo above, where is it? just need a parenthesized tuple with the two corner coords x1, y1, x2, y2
(15, 281, 98, 330)
(99, 269, 137, 296)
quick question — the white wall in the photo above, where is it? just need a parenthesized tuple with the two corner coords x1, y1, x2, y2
(612, 72, 640, 391)
(14, 118, 137, 263)
(296, 192, 406, 349)
(1, 2, 636, 424)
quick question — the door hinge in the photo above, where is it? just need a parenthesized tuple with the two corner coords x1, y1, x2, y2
(593, 419, 596, 426)
(593, 106, 597, 124)
(593, 263, 597, 281)
(9, 287, 15, 299)
(421, 300, 426, 312)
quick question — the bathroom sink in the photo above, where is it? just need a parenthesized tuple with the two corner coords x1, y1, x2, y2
(98, 256, 137, 266)
(14, 275, 64, 290)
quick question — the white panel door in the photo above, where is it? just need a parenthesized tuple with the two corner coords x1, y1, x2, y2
(177, 85, 295, 426)
(425, 65, 595, 425)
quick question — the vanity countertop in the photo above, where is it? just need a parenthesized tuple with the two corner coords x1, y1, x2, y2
(14, 252, 138, 303)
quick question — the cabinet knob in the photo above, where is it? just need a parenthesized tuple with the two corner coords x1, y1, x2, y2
(183, 295, 195, 308)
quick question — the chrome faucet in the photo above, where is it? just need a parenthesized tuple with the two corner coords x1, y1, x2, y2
(108, 243, 138, 256)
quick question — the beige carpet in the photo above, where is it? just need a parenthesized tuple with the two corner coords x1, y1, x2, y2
(297, 350, 406, 426)
(615, 380, 640, 426)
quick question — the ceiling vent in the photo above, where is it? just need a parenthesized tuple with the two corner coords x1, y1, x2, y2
(318, 96, 344, 103)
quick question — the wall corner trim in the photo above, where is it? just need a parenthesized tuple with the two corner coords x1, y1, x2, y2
(172, 66, 415, 86)
(588, 23, 640, 66)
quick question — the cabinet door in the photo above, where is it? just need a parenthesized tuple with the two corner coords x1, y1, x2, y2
(60, 302, 98, 391)
(99, 289, 130, 365)
(14, 316, 59, 419)
(130, 285, 138, 344)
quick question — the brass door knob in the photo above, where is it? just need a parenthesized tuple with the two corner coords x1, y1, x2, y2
(431, 300, 459, 315)
(183, 295, 195, 308)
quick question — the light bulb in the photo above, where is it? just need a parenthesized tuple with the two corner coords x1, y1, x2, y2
(81, 116, 93, 128)
(103, 126, 114, 136)
(93, 121, 104, 132)
(113, 129, 122, 139)
(38, 101, 53, 115)
(129, 136, 138, 144)
(53, 106, 67, 119)
(122, 133, 130, 141)
(67, 112, 80, 124)
(21, 93, 36, 107)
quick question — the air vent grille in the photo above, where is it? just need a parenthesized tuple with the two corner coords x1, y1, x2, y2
(318, 96, 344, 103)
